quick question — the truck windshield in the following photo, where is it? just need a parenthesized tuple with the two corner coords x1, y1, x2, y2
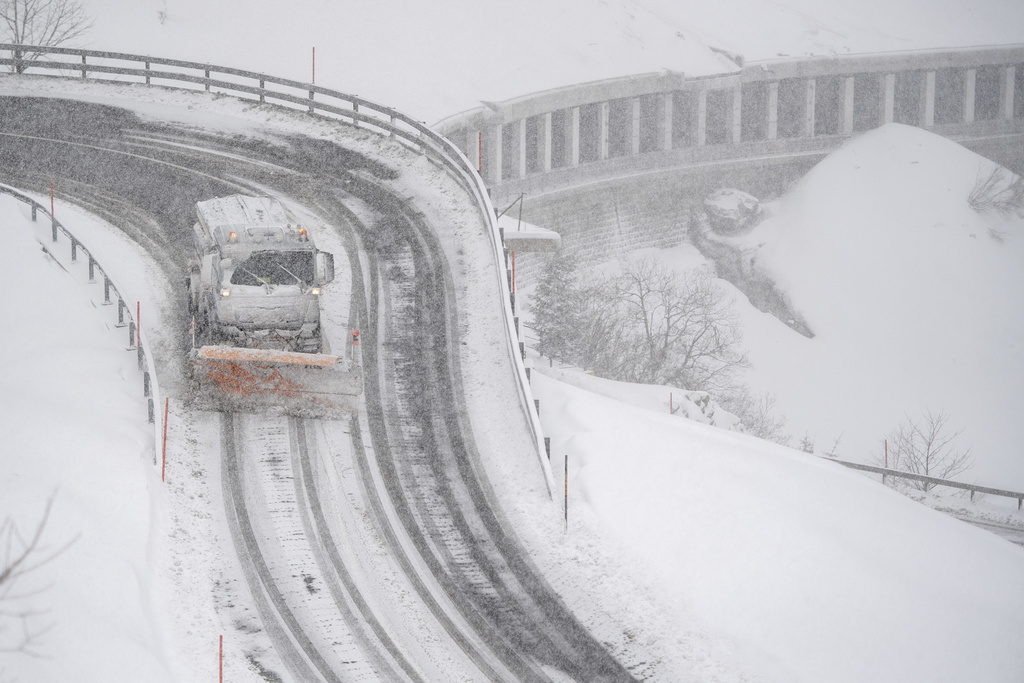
(230, 251, 315, 286)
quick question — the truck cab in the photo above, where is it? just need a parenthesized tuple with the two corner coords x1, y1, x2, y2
(188, 195, 334, 354)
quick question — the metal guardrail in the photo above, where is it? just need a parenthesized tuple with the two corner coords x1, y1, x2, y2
(0, 44, 554, 491)
(0, 184, 158, 424)
(826, 457, 1024, 509)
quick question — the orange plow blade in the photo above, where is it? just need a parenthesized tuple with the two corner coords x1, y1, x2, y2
(191, 345, 362, 418)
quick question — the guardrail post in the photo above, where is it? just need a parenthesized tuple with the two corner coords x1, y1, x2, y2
(353, 102, 359, 127)
(259, 78, 265, 103)
(145, 60, 151, 85)
(88, 254, 96, 282)
(389, 113, 396, 137)
(204, 68, 211, 91)
(70, 238, 78, 262)
(31, 204, 37, 221)
(103, 276, 112, 304)
(51, 217, 58, 242)
(308, 90, 315, 114)
(143, 371, 151, 397)
(116, 297, 126, 327)
(80, 54, 86, 79)
(148, 398, 155, 424)
(128, 322, 136, 349)
(137, 344, 145, 371)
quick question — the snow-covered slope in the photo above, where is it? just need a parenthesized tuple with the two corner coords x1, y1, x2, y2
(0, 196, 175, 681)
(735, 124, 1024, 489)
(82, 0, 1024, 123)
(531, 369, 1024, 683)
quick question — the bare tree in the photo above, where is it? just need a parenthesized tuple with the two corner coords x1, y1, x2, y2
(968, 164, 1024, 221)
(720, 386, 789, 445)
(609, 260, 749, 392)
(1, 0, 91, 73)
(1, 494, 72, 666)
(880, 410, 973, 491)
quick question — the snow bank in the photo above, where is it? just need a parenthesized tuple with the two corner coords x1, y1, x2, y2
(0, 197, 174, 681)
(734, 123, 1024, 489)
(532, 369, 1024, 683)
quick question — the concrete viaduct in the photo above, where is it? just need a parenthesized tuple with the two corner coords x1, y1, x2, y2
(436, 45, 1024, 213)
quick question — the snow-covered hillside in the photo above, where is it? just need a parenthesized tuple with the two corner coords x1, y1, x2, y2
(83, 0, 1024, 123)
(530, 369, 1024, 682)
(734, 123, 1024, 489)
(0, 196, 174, 680)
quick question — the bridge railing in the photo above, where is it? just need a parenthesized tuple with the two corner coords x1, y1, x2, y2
(0, 43, 555, 494)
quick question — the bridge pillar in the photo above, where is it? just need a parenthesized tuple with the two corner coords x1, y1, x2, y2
(841, 76, 855, 135)
(731, 85, 742, 143)
(1000, 65, 1016, 119)
(696, 89, 707, 146)
(517, 118, 527, 178)
(767, 81, 779, 140)
(963, 68, 976, 123)
(659, 92, 674, 151)
(538, 112, 553, 172)
(487, 123, 502, 185)
(599, 101, 610, 159)
(565, 106, 580, 167)
(803, 78, 816, 137)
(631, 98, 641, 155)
(921, 71, 936, 127)
(882, 73, 895, 124)
(466, 130, 481, 172)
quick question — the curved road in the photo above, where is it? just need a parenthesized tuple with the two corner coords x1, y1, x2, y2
(0, 95, 636, 681)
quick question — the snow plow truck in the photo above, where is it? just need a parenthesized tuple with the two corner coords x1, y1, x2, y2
(187, 194, 361, 417)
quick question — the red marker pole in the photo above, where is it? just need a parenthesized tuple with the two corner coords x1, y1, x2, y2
(219, 635, 223, 682)
(136, 302, 141, 346)
(161, 397, 169, 482)
(511, 250, 516, 294)
(564, 454, 568, 533)
(50, 181, 54, 217)
(884, 439, 888, 468)
(478, 131, 482, 172)
(312, 47, 315, 84)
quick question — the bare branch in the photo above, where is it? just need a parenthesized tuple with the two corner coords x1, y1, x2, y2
(0, 493, 75, 661)
(0, 0, 92, 72)
(879, 410, 973, 491)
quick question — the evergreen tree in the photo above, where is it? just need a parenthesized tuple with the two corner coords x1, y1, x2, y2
(530, 250, 585, 362)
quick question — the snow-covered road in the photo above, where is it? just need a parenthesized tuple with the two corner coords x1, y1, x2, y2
(0, 85, 638, 681)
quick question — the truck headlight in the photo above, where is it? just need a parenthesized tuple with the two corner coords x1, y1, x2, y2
(221, 288, 230, 297)
(311, 287, 321, 296)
